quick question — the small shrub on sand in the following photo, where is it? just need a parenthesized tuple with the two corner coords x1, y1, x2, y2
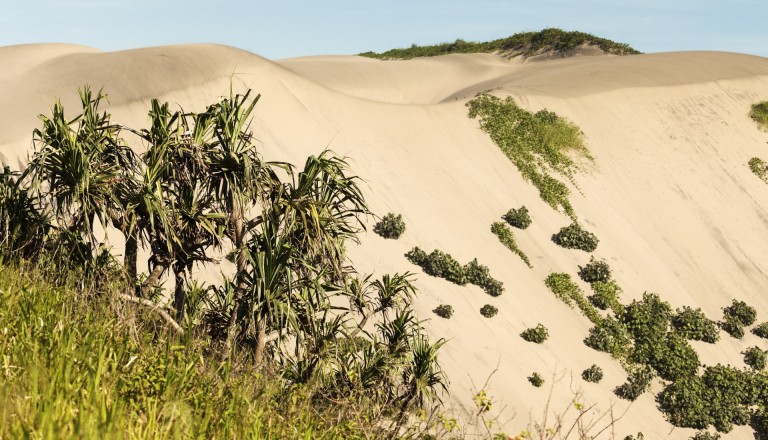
(502, 206, 532, 229)
(373, 212, 406, 239)
(748, 157, 768, 183)
(720, 299, 756, 339)
(582, 364, 604, 383)
(528, 372, 544, 387)
(588, 280, 622, 312)
(672, 306, 720, 343)
(545, 272, 602, 324)
(490, 221, 532, 268)
(749, 101, 768, 130)
(520, 324, 549, 343)
(433, 304, 454, 319)
(614, 366, 654, 401)
(743, 346, 767, 370)
(553, 222, 599, 252)
(752, 322, 768, 339)
(480, 304, 498, 318)
(584, 316, 631, 358)
(578, 256, 611, 283)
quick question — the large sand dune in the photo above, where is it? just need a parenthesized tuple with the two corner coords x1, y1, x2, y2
(2, 44, 768, 438)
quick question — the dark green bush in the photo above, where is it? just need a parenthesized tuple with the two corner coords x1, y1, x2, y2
(620, 292, 672, 341)
(672, 306, 719, 343)
(582, 364, 603, 383)
(753, 322, 768, 339)
(545, 272, 602, 324)
(723, 300, 757, 327)
(520, 324, 549, 344)
(433, 304, 454, 319)
(588, 280, 622, 311)
(490, 221, 532, 268)
(749, 157, 768, 183)
(464, 258, 505, 297)
(578, 256, 611, 283)
(743, 346, 767, 370)
(405, 247, 466, 285)
(373, 212, 406, 239)
(750, 101, 768, 130)
(614, 366, 654, 401)
(720, 319, 745, 339)
(528, 372, 544, 387)
(690, 431, 721, 440)
(480, 304, 498, 318)
(552, 222, 599, 252)
(502, 206, 532, 229)
(583, 316, 631, 358)
(641, 333, 700, 382)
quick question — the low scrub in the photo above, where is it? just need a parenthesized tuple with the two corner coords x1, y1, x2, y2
(480, 304, 499, 318)
(588, 280, 622, 312)
(578, 256, 611, 283)
(406, 247, 504, 296)
(433, 304, 454, 319)
(583, 316, 631, 358)
(753, 322, 768, 339)
(553, 223, 599, 252)
(373, 212, 406, 239)
(721, 300, 757, 339)
(743, 346, 767, 370)
(582, 364, 604, 383)
(749, 157, 768, 183)
(750, 101, 768, 130)
(520, 324, 549, 344)
(614, 366, 654, 401)
(545, 272, 602, 324)
(502, 206, 532, 229)
(528, 372, 544, 388)
(490, 221, 532, 268)
(672, 306, 720, 343)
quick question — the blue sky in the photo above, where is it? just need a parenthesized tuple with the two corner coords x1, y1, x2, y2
(2, 0, 767, 59)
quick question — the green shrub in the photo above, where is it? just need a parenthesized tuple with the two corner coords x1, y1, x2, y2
(553, 223, 599, 252)
(528, 372, 544, 387)
(720, 319, 745, 339)
(642, 333, 700, 382)
(502, 206, 532, 229)
(520, 324, 549, 344)
(588, 280, 622, 312)
(723, 300, 757, 327)
(690, 431, 721, 440)
(753, 322, 768, 339)
(672, 306, 720, 343)
(545, 272, 602, 324)
(490, 221, 532, 268)
(614, 366, 654, 401)
(480, 304, 498, 318)
(750, 101, 768, 130)
(582, 364, 604, 383)
(464, 258, 505, 297)
(583, 316, 631, 358)
(620, 292, 672, 341)
(743, 346, 767, 370)
(749, 157, 768, 183)
(433, 304, 454, 319)
(578, 256, 611, 283)
(373, 212, 406, 239)
(405, 247, 466, 285)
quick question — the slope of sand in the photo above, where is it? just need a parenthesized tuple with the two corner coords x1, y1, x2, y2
(3, 44, 768, 438)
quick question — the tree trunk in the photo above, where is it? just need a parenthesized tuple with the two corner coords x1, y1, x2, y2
(254, 318, 266, 368)
(140, 259, 168, 297)
(172, 263, 186, 322)
(124, 233, 138, 293)
(226, 205, 249, 352)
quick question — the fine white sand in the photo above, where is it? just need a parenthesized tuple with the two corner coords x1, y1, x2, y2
(3, 44, 768, 438)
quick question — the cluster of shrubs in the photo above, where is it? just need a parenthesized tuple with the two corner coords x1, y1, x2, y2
(553, 222, 599, 252)
(520, 324, 549, 344)
(490, 221, 532, 268)
(743, 346, 767, 370)
(528, 372, 544, 387)
(753, 322, 768, 339)
(545, 272, 602, 324)
(749, 101, 768, 130)
(588, 280, 622, 312)
(581, 364, 603, 383)
(373, 212, 406, 239)
(614, 366, 654, 401)
(480, 304, 498, 318)
(578, 257, 611, 283)
(584, 316, 631, 359)
(502, 206, 532, 229)
(720, 299, 757, 339)
(690, 431, 721, 440)
(671, 306, 719, 343)
(406, 247, 504, 296)
(433, 304, 454, 319)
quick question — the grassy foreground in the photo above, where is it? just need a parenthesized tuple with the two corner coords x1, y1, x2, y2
(359, 28, 640, 60)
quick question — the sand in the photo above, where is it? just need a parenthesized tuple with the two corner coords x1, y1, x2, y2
(2, 43, 768, 438)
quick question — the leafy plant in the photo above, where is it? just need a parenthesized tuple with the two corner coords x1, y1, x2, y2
(749, 157, 768, 183)
(672, 306, 719, 343)
(528, 372, 544, 387)
(406, 247, 466, 285)
(583, 316, 631, 358)
(721, 300, 757, 339)
(690, 432, 721, 440)
(491, 221, 532, 268)
(373, 212, 406, 239)
(502, 206, 532, 229)
(480, 304, 499, 318)
(578, 256, 611, 283)
(753, 322, 768, 339)
(614, 366, 654, 401)
(433, 304, 454, 319)
(743, 346, 767, 370)
(464, 258, 505, 297)
(588, 280, 622, 312)
(545, 272, 602, 324)
(520, 324, 549, 344)
(581, 364, 604, 383)
(553, 222, 599, 252)
(750, 101, 768, 130)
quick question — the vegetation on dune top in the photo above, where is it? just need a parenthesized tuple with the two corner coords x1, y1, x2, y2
(750, 101, 768, 131)
(359, 28, 641, 60)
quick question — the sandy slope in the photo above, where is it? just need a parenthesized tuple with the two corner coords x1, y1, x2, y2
(2, 44, 768, 438)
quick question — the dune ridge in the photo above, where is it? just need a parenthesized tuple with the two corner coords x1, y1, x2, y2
(3, 43, 768, 438)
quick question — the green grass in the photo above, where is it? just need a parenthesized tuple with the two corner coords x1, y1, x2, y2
(359, 28, 640, 60)
(750, 101, 768, 130)
(0, 263, 396, 438)
(468, 94, 592, 219)
(490, 221, 532, 268)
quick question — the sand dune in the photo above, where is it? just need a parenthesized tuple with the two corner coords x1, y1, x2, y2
(3, 43, 768, 438)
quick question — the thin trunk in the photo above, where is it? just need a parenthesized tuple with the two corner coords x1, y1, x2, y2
(173, 263, 186, 322)
(140, 260, 168, 296)
(124, 233, 138, 293)
(254, 318, 267, 368)
(226, 205, 248, 352)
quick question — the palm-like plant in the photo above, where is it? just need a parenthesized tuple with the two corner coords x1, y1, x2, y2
(0, 167, 49, 260)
